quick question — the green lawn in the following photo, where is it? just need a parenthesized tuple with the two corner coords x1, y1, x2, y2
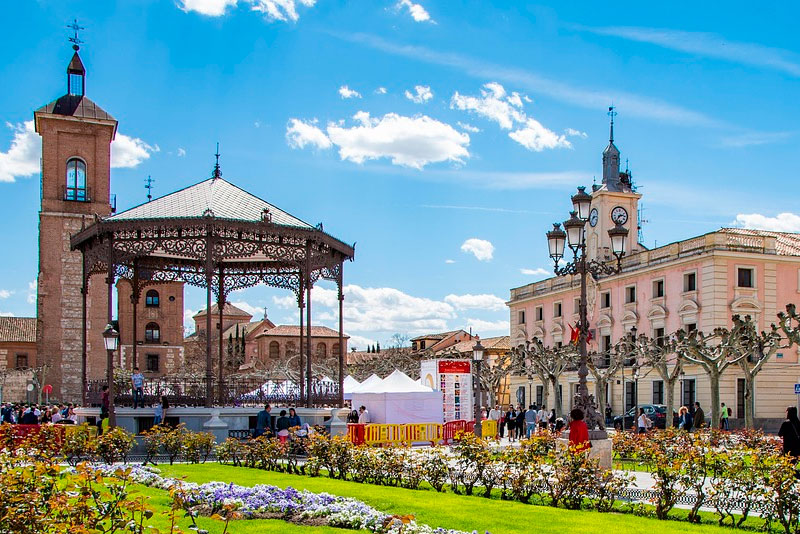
(156, 463, 752, 534)
(129, 482, 354, 534)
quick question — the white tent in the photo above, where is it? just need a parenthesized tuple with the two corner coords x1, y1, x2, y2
(349, 373, 382, 394)
(343, 375, 361, 401)
(351, 370, 443, 424)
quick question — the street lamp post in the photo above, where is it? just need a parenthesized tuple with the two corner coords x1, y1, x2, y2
(632, 366, 640, 433)
(472, 340, 485, 438)
(546, 186, 629, 438)
(103, 323, 120, 428)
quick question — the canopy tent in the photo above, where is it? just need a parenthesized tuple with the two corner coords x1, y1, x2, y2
(343, 375, 361, 401)
(351, 370, 443, 424)
(349, 373, 382, 395)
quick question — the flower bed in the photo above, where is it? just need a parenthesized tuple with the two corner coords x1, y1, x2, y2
(90, 464, 486, 534)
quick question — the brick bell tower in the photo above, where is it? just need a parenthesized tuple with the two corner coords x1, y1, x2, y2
(34, 41, 117, 402)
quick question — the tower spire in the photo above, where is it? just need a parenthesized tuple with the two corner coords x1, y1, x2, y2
(212, 142, 222, 179)
(66, 19, 86, 97)
(67, 19, 84, 51)
(608, 105, 617, 143)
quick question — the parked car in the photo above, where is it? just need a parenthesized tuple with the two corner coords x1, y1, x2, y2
(612, 404, 670, 430)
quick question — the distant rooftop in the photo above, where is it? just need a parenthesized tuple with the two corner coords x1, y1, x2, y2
(0, 317, 37, 343)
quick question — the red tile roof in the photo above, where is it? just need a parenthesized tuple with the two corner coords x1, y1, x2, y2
(257, 325, 348, 338)
(719, 228, 800, 256)
(193, 302, 254, 319)
(0, 317, 37, 343)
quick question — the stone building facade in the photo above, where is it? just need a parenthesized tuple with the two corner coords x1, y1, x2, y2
(117, 280, 186, 376)
(34, 48, 116, 402)
(0, 317, 38, 402)
(506, 125, 800, 425)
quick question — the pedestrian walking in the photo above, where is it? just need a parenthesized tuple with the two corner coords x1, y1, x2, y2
(254, 403, 272, 437)
(131, 367, 145, 409)
(778, 406, 800, 463)
(694, 402, 705, 429)
(515, 405, 526, 438)
(525, 405, 537, 438)
(506, 406, 518, 441)
(678, 406, 693, 431)
(637, 408, 651, 434)
(720, 402, 730, 430)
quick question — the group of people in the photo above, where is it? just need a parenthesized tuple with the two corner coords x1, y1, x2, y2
(0, 402, 79, 425)
(347, 405, 371, 424)
(486, 404, 561, 441)
(254, 404, 306, 443)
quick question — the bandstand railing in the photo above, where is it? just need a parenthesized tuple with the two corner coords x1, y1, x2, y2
(86, 377, 340, 408)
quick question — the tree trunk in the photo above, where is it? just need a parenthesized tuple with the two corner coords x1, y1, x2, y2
(665, 378, 677, 429)
(541, 379, 550, 413)
(594, 378, 607, 425)
(708, 368, 721, 429)
(549, 376, 562, 418)
(744, 376, 755, 429)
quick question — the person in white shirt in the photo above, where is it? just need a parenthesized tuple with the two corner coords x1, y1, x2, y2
(51, 407, 62, 423)
(637, 408, 651, 434)
(537, 405, 549, 431)
(358, 405, 370, 424)
(488, 405, 500, 422)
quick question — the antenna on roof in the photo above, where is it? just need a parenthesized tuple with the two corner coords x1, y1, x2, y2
(67, 19, 84, 51)
(212, 142, 222, 179)
(145, 175, 154, 202)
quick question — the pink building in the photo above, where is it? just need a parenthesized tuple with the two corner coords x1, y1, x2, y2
(507, 126, 800, 426)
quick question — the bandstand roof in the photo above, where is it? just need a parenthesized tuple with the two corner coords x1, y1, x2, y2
(110, 177, 312, 229)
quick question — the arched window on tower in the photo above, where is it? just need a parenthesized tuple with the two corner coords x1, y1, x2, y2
(269, 341, 280, 359)
(65, 158, 87, 201)
(316, 342, 327, 359)
(145, 322, 161, 343)
(145, 289, 160, 308)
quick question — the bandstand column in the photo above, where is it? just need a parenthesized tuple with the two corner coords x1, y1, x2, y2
(81, 252, 88, 406)
(298, 274, 305, 404)
(305, 243, 313, 407)
(204, 230, 214, 407)
(105, 235, 116, 427)
(337, 265, 344, 408)
(217, 267, 225, 405)
(131, 262, 139, 370)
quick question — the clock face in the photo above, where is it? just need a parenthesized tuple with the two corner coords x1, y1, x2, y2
(589, 208, 599, 227)
(611, 206, 628, 225)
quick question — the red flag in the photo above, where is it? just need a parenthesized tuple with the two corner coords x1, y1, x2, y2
(569, 324, 579, 345)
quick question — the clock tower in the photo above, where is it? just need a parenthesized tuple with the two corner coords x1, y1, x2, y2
(34, 42, 117, 402)
(585, 107, 642, 262)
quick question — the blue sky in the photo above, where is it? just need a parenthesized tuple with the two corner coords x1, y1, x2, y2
(2, 1, 799, 348)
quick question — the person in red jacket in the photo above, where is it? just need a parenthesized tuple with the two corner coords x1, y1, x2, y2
(568, 407, 591, 453)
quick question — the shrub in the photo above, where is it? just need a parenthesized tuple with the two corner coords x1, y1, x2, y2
(141, 424, 168, 466)
(542, 445, 600, 509)
(61, 423, 95, 466)
(216, 437, 246, 467)
(95, 426, 135, 464)
(420, 447, 449, 492)
(161, 423, 189, 465)
(183, 430, 216, 464)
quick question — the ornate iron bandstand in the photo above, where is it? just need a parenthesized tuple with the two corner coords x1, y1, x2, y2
(70, 168, 354, 409)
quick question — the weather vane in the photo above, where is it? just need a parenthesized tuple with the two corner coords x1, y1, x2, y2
(212, 142, 222, 179)
(67, 19, 84, 50)
(145, 176, 155, 202)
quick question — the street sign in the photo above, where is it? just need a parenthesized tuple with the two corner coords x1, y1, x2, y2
(42, 384, 53, 395)
(795, 383, 800, 395)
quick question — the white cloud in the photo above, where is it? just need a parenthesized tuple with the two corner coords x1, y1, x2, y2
(0, 290, 12, 299)
(405, 85, 433, 104)
(580, 25, 800, 77)
(0, 121, 39, 182)
(444, 293, 506, 311)
(460, 238, 494, 261)
(565, 128, 587, 138)
(465, 318, 508, 334)
(444, 259, 456, 264)
(375, 87, 388, 94)
(286, 118, 333, 150)
(343, 33, 722, 127)
(718, 131, 792, 148)
(0, 311, 13, 317)
(326, 111, 469, 169)
(338, 85, 362, 99)
(509, 118, 572, 152)
(734, 212, 800, 232)
(254, 121, 261, 128)
(178, 0, 237, 16)
(520, 267, 550, 277)
(177, 147, 187, 157)
(27, 280, 36, 304)
(348, 334, 377, 351)
(183, 308, 197, 335)
(451, 82, 526, 130)
(457, 122, 480, 133)
(397, 0, 434, 23)
(111, 134, 158, 168)
(230, 300, 265, 318)
(178, 0, 316, 22)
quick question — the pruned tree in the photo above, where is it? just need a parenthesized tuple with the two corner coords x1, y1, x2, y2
(388, 333, 410, 349)
(675, 321, 751, 428)
(586, 341, 623, 423)
(513, 338, 577, 418)
(346, 347, 418, 380)
(621, 332, 682, 428)
(778, 303, 800, 346)
(733, 314, 785, 428)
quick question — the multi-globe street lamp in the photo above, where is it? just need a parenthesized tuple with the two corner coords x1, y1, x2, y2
(102, 323, 120, 428)
(472, 340, 485, 438)
(546, 186, 629, 437)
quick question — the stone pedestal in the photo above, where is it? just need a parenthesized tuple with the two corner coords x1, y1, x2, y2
(557, 434, 613, 470)
(203, 409, 229, 444)
(325, 408, 348, 437)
